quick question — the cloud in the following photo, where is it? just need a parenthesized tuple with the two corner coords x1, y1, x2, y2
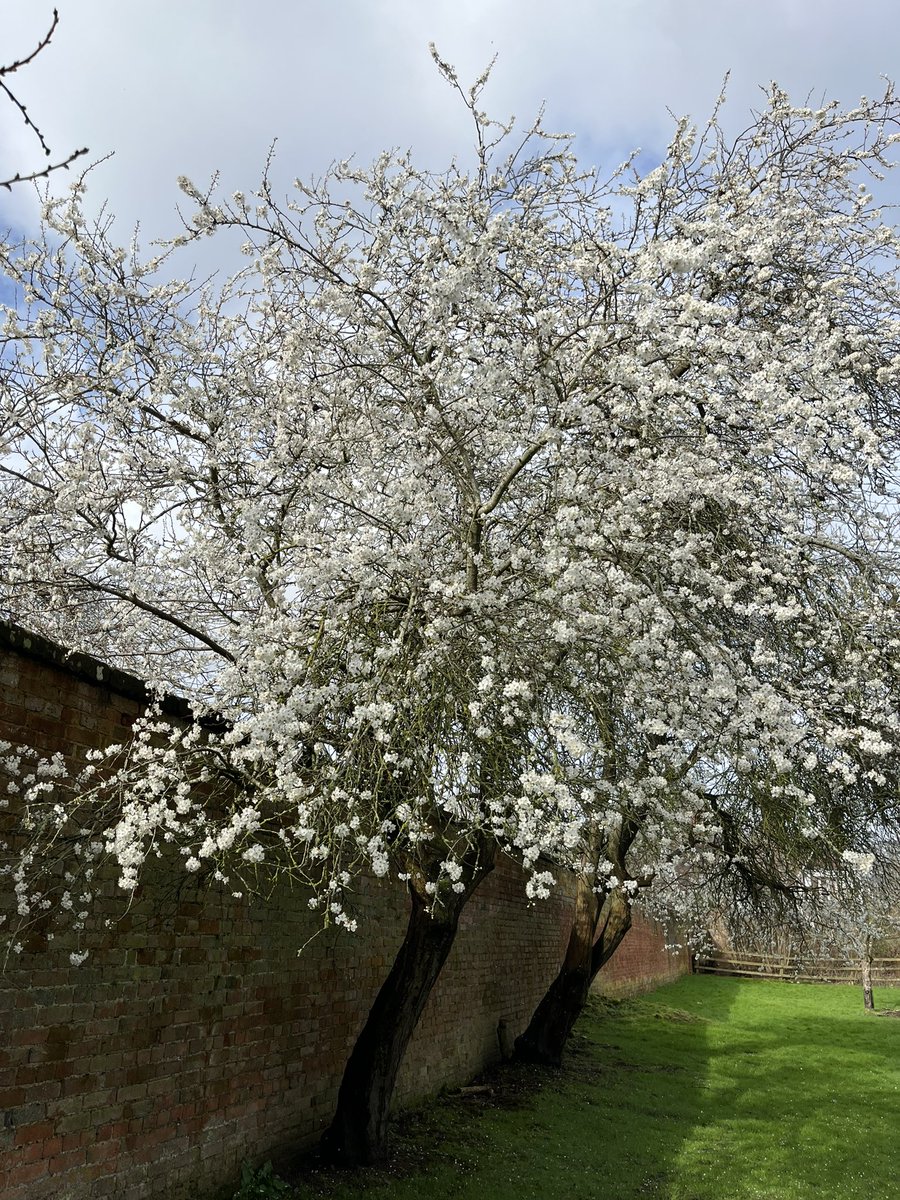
(1, 0, 898, 252)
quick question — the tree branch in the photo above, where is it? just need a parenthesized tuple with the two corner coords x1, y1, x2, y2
(0, 7, 88, 190)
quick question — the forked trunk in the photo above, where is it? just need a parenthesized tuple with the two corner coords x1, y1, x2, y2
(320, 859, 493, 1166)
(514, 880, 631, 1066)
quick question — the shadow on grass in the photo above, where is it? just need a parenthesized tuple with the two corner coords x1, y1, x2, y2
(282, 977, 736, 1200)
(271, 976, 900, 1199)
(663, 977, 900, 1200)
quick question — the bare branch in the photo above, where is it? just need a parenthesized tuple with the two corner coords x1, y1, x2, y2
(0, 7, 88, 190)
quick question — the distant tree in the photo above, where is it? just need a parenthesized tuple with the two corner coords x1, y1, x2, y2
(703, 845, 900, 1010)
(824, 854, 900, 1011)
(1, 6, 87, 190)
(809, 852, 897, 1011)
(3, 56, 900, 1163)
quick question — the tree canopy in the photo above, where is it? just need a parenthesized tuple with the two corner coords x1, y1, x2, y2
(3, 63, 900, 958)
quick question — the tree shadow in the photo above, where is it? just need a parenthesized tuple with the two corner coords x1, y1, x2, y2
(286, 975, 737, 1200)
(590, 976, 900, 1199)
(281, 977, 900, 1199)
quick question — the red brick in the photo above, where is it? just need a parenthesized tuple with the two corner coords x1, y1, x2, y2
(6, 1159, 49, 1188)
(13, 1121, 55, 1146)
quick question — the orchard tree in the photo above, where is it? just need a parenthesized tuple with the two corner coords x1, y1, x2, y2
(4, 55, 900, 1161)
(510, 82, 900, 1063)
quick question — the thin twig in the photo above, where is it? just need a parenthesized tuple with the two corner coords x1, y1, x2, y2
(0, 7, 88, 190)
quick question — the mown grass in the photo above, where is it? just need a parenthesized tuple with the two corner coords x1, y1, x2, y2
(272, 976, 900, 1200)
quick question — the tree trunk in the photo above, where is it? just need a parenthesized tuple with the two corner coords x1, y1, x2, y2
(514, 881, 632, 1067)
(320, 858, 493, 1166)
(862, 936, 875, 1012)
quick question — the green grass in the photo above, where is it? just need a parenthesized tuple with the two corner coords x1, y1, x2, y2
(279, 976, 900, 1200)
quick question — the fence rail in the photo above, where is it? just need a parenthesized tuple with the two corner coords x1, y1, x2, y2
(697, 951, 900, 986)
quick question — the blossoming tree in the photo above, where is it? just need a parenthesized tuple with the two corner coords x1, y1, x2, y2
(3, 55, 900, 1160)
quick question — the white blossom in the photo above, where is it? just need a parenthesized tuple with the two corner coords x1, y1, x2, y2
(2, 76, 900, 953)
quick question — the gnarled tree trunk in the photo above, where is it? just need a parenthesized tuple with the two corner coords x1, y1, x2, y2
(514, 879, 631, 1066)
(515, 814, 640, 1067)
(320, 853, 493, 1166)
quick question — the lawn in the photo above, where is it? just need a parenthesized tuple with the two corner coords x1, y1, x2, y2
(264, 976, 900, 1200)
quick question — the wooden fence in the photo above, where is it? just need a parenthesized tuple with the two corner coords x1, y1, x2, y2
(696, 950, 900, 986)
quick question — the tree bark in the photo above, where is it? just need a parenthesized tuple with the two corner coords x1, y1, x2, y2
(514, 880, 632, 1067)
(320, 856, 493, 1166)
(862, 936, 875, 1012)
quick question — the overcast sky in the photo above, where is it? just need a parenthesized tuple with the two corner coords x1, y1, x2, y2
(2, 0, 900, 259)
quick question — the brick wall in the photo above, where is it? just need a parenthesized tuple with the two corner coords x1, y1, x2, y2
(0, 623, 688, 1199)
(593, 912, 691, 998)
